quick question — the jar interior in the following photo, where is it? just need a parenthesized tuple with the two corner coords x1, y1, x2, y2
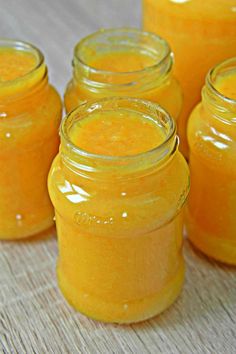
(61, 97, 177, 174)
(74, 28, 170, 73)
(72, 29, 173, 88)
(208, 57, 236, 103)
(64, 99, 174, 154)
(0, 39, 44, 85)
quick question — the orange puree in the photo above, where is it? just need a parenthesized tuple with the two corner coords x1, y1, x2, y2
(48, 98, 189, 323)
(0, 48, 36, 82)
(0, 40, 62, 239)
(143, 0, 236, 157)
(64, 29, 182, 122)
(215, 71, 236, 100)
(70, 111, 165, 156)
(187, 58, 236, 264)
(89, 51, 156, 72)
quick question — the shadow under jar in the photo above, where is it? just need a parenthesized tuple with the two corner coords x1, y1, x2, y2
(48, 97, 190, 323)
(187, 57, 236, 265)
(0, 39, 62, 240)
(64, 28, 182, 122)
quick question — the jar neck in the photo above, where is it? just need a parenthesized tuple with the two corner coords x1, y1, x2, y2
(72, 28, 173, 95)
(202, 58, 236, 124)
(0, 40, 49, 116)
(60, 135, 178, 181)
(59, 97, 178, 180)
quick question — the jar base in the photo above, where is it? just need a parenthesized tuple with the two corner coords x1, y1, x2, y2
(186, 213, 236, 265)
(57, 260, 185, 324)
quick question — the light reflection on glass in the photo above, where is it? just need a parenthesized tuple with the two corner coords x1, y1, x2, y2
(213, 142, 228, 150)
(210, 127, 232, 142)
(58, 180, 89, 203)
(201, 126, 231, 150)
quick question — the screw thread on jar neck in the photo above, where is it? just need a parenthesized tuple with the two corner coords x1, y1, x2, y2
(202, 57, 236, 124)
(60, 97, 178, 179)
(72, 28, 173, 95)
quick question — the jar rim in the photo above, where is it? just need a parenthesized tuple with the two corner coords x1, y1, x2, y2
(0, 38, 44, 87)
(206, 57, 236, 105)
(61, 96, 176, 163)
(73, 27, 172, 77)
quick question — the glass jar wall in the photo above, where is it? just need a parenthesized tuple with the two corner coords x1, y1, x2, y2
(187, 58, 236, 264)
(0, 39, 62, 239)
(143, 0, 236, 157)
(64, 28, 182, 121)
(48, 97, 189, 323)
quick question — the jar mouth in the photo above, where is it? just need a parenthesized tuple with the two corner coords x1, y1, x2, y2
(61, 97, 176, 163)
(206, 57, 236, 105)
(0, 38, 44, 87)
(73, 27, 172, 77)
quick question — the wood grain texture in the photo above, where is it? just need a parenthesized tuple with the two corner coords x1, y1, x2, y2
(0, 1, 236, 353)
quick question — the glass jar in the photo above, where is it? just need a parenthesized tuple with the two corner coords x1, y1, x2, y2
(48, 97, 189, 323)
(0, 39, 62, 239)
(64, 28, 182, 121)
(143, 0, 236, 157)
(187, 57, 236, 265)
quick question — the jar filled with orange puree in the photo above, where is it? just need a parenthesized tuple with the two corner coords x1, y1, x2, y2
(64, 28, 182, 122)
(143, 0, 236, 157)
(187, 57, 236, 265)
(48, 97, 190, 323)
(0, 39, 62, 239)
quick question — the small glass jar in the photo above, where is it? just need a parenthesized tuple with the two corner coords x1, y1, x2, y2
(64, 28, 182, 121)
(143, 0, 236, 157)
(48, 97, 189, 323)
(187, 57, 236, 265)
(0, 39, 62, 239)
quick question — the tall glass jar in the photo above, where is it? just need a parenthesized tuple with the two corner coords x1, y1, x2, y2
(0, 39, 62, 239)
(48, 97, 190, 323)
(187, 58, 236, 265)
(64, 28, 182, 121)
(143, 0, 236, 157)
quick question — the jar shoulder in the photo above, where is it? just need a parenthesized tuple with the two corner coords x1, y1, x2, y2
(188, 102, 236, 140)
(0, 84, 62, 147)
(188, 103, 236, 166)
(0, 82, 62, 120)
(48, 152, 189, 214)
(48, 152, 189, 236)
(64, 74, 182, 119)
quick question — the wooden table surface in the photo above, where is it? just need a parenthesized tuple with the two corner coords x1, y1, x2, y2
(0, 1, 236, 353)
